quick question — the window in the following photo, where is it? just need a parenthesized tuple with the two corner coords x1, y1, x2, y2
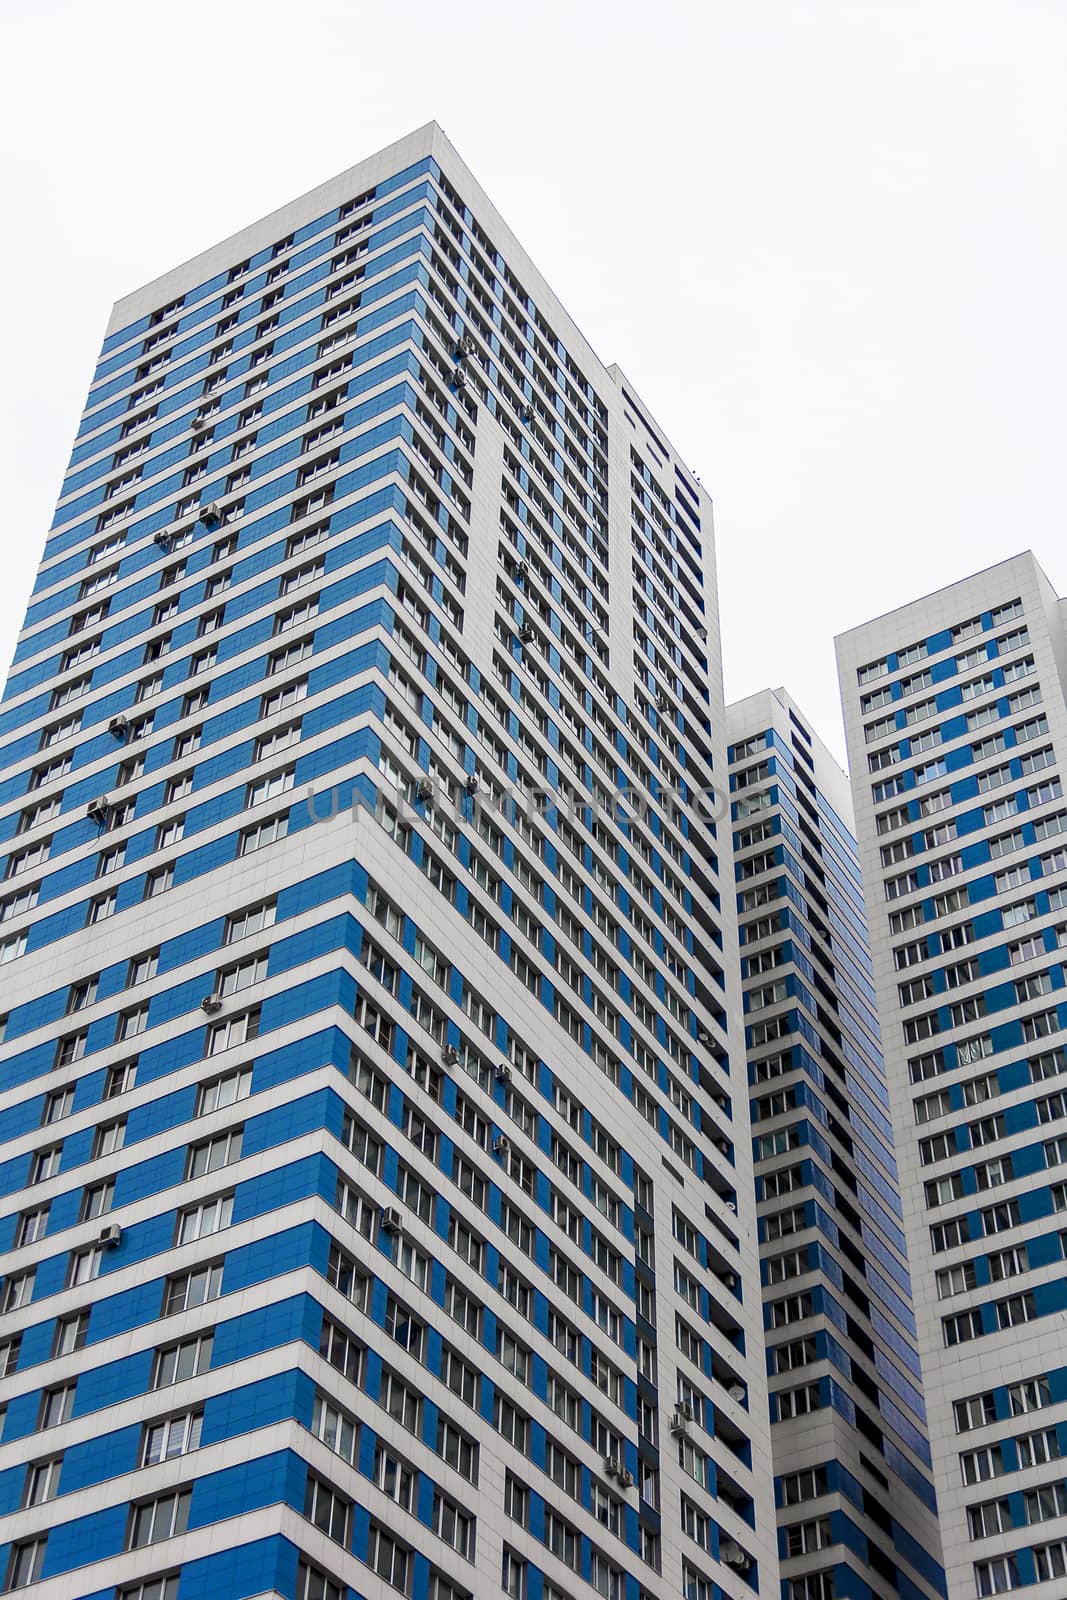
(1016, 1425, 1060, 1468)
(367, 1522, 411, 1592)
(86, 888, 118, 923)
(375, 1444, 416, 1511)
(225, 899, 277, 943)
(967, 1498, 1011, 1539)
(304, 1474, 351, 1545)
(954, 1390, 997, 1433)
(973, 1555, 1020, 1596)
(962, 1445, 1006, 1487)
(128, 1488, 191, 1548)
(311, 1389, 358, 1464)
(943, 1308, 983, 1347)
(197, 1066, 252, 1114)
(80, 1181, 114, 1222)
(52, 1312, 89, 1357)
(93, 1118, 126, 1158)
(788, 1577, 835, 1600)
(240, 813, 289, 853)
(996, 1291, 1035, 1329)
(1034, 1543, 1067, 1584)
(163, 1263, 223, 1315)
(5, 1540, 47, 1591)
(502, 1550, 527, 1600)
(142, 1409, 203, 1466)
(23, 1456, 61, 1507)
(176, 1193, 232, 1243)
(207, 1008, 260, 1054)
(101, 1061, 136, 1101)
(38, 1384, 75, 1429)
(1025, 1482, 1067, 1524)
(436, 1415, 478, 1480)
(144, 864, 174, 899)
(153, 1333, 213, 1389)
(187, 1127, 244, 1179)
(117, 1003, 149, 1041)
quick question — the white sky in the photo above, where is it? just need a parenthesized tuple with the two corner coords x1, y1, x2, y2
(2, 0, 1065, 763)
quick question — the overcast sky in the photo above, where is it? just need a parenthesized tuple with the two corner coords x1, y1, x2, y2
(2, 0, 1064, 764)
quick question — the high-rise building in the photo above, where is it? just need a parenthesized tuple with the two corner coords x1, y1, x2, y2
(727, 687, 945, 1600)
(836, 551, 1067, 1600)
(0, 125, 777, 1600)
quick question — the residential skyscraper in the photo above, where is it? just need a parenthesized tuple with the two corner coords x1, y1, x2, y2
(727, 687, 945, 1600)
(0, 125, 776, 1600)
(836, 552, 1067, 1600)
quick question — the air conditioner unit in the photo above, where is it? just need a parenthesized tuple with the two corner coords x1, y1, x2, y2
(616, 1466, 634, 1489)
(697, 1028, 712, 1045)
(190, 415, 207, 432)
(493, 1135, 511, 1157)
(464, 773, 480, 793)
(87, 795, 111, 823)
(201, 995, 223, 1014)
(727, 1382, 747, 1403)
(153, 530, 173, 549)
(99, 1223, 122, 1248)
(441, 1044, 461, 1067)
(200, 502, 222, 526)
(722, 1272, 738, 1291)
(415, 777, 434, 800)
(108, 715, 130, 739)
(454, 335, 476, 359)
(520, 407, 534, 424)
(494, 1062, 512, 1084)
(603, 1456, 619, 1480)
(726, 1200, 738, 1214)
(453, 368, 468, 390)
(518, 624, 535, 644)
(676, 1400, 694, 1422)
(516, 559, 529, 579)
(668, 1408, 690, 1436)
(380, 1206, 404, 1233)
(720, 1541, 750, 1571)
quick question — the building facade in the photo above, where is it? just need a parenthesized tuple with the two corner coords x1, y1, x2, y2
(836, 552, 1067, 1600)
(0, 127, 777, 1600)
(727, 688, 945, 1600)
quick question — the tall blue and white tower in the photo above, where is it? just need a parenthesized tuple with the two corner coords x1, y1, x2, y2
(837, 552, 1067, 1600)
(0, 125, 775, 1600)
(727, 687, 945, 1600)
